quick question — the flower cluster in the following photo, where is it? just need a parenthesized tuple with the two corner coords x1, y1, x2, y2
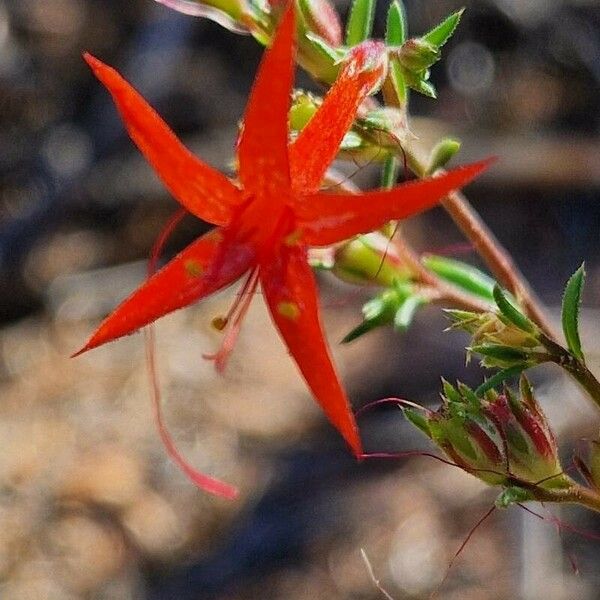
(404, 376, 573, 504)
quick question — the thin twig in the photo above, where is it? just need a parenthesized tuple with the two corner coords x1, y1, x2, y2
(441, 188, 557, 338)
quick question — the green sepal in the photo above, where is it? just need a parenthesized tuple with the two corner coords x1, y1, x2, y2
(423, 255, 495, 302)
(475, 365, 527, 397)
(561, 263, 585, 362)
(403, 407, 431, 437)
(457, 382, 480, 409)
(441, 378, 462, 404)
(406, 75, 436, 98)
(493, 285, 537, 334)
(422, 8, 464, 48)
(385, 0, 407, 45)
(345, 0, 376, 46)
(469, 344, 529, 365)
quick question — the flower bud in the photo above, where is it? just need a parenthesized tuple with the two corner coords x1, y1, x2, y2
(289, 91, 320, 133)
(409, 377, 568, 490)
(332, 232, 413, 287)
(446, 310, 545, 369)
(395, 37, 440, 72)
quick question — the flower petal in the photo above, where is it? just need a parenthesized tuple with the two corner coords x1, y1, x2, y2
(74, 227, 255, 355)
(84, 53, 241, 226)
(260, 243, 362, 456)
(289, 41, 386, 195)
(298, 158, 495, 246)
(236, 4, 295, 197)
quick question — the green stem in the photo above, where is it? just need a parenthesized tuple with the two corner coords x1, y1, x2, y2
(532, 483, 600, 513)
(560, 359, 600, 412)
(381, 155, 399, 188)
(541, 335, 600, 411)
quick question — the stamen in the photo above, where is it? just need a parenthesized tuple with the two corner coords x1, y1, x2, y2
(204, 268, 260, 373)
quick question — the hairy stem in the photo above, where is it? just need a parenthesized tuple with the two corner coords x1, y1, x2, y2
(532, 483, 600, 513)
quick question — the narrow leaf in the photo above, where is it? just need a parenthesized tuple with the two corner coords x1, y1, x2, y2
(345, 0, 376, 46)
(393, 295, 425, 331)
(469, 344, 529, 363)
(388, 57, 407, 104)
(403, 408, 431, 437)
(441, 378, 462, 403)
(342, 319, 381, 343)
(423, 255, 495, 301)
(493, 285, 537, 334)
(475, 365, 526, 397)
(561, 263, 585, 361)
(385, 0, 407, 45)
(422, 8, 464, 48)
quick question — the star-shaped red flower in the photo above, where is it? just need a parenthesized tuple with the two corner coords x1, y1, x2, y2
(76, 5, 491, 494)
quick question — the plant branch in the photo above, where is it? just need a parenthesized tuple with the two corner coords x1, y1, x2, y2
(440, 188, 557, 339)
(532, 483, 600, 513)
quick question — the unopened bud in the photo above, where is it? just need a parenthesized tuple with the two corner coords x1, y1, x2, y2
(395, 37, 440, 72)
(332, 232, 413, 287)
(411, 378, 569, 490)
(289, 91, 320, 133)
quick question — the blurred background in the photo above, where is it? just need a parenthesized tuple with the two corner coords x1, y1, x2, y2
(0, 0, 599, 598)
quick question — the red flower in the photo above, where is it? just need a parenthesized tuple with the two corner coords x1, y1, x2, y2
(76, 5, 490, 493)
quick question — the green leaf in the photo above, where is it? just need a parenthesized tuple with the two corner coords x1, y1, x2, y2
(475, 365, 527, 397)
(561, 263, 585, 361)
(403, 407, 431, 437)
(304, 32, 346, 62)
(493, 285, 537, 334)
(409, 77, 436, 98)
(422, 8, 464, 48)
(423, 255, 495, 301)
(345, 0, 376, 46)
(393, 295, 426, 331)
(385, 0, 407, 45)
(427, 138, 461, 174)
(469, 344, 529, 364)
(388, 57, 408, 104)
(342, 319, 380, 343)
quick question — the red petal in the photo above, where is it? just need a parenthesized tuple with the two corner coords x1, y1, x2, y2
(236, 4, 295, 197)
(289, 41, 386, 195)
(84, 53, 241, 226)
(74, 227, 254, 355)
(298, 158, 495, 246)
(260, 243, 362, 456)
